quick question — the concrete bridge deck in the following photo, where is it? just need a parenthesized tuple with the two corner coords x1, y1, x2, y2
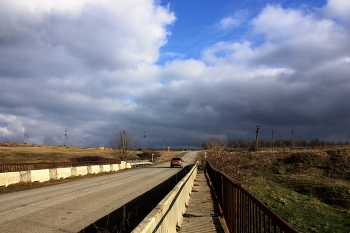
(179, 169, 228, 233)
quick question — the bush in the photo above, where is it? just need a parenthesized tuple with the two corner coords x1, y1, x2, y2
(10, 142, 19, 147)
(206, 150, 251, 183)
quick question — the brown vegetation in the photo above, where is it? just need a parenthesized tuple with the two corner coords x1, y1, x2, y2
(202, 138, 350, 150)
(205, 142, 350, 232)
(0, 143, 180, 164)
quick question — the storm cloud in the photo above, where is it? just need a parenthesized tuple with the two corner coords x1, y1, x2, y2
(0, 0, 350, 148)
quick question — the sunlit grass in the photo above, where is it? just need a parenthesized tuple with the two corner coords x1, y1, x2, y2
(206, 145, 350, 233)
(246, 177, 350, 233)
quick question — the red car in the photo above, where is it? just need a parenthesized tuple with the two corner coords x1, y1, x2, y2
(170, 157, 183, 168)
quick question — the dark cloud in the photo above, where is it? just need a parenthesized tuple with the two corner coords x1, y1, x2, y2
(1, 0, 350, 148)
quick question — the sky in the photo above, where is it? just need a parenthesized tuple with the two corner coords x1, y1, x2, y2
(1, 0, 350, 149)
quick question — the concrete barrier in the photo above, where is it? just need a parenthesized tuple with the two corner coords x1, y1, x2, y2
(88, 165, 101, 174)
(0, 172, 21, 187)
(50, 167, 72, 179)
(132, 164, 198, 233)
(31, 169, 51, 182)
(101, 164, 111, 172)
(0, 161, 128, 186)
(71, 166, 88, 176)
(111, 164, 120, 171)
(119, 161, 126, 170)
(20, 171, 31, 182)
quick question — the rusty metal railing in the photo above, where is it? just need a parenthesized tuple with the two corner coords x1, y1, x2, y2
(0, 160, 121, 173)
(206, 161, 299, 233)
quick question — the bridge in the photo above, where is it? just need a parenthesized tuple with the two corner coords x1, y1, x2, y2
(0, 151, 298, 232)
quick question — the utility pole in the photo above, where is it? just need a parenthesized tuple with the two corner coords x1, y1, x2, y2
(292, 130, 294, 148)
(272, 131, 274, 150)
(144, 132, 147, 150)
(255, 126, 259, 151)
(247, 126, 260, 151)
(64, 129, 67, 146)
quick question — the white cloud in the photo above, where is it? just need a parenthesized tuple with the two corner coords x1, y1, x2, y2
(163, 59, 207, 80)
(219, 16, 240, 29)
(0, 0, 176, 73)
(1, 1, 350, 147)
(322, 0, 350, 19)
(202, 41, 255, 65)
(147, 2, 350, 143)
(251, 4, 341, 42)
(0, 114, 25, 139)
(250, 4, 349, 70)
(218, 11, 248, 30)
(0, 0, 176, 145)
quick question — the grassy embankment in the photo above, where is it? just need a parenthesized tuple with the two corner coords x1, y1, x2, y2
(205, 146, 350, 233)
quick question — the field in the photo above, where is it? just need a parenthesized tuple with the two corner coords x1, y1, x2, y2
(0, 143, 182, 164)
(206, 145, 350, 233)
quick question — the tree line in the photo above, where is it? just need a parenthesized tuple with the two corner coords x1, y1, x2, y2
(201, 138, 350, 150)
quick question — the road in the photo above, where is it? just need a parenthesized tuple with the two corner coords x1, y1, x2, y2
(0, 151, 198, 232)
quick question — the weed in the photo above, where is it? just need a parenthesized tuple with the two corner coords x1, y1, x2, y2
(182, 213, 202, 218)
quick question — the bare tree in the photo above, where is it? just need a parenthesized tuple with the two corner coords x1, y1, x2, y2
(226, 140, 235, 149)
(201, 141, 210, 150)
(110, 130, 138, 161)
(207, 136, 226, 151)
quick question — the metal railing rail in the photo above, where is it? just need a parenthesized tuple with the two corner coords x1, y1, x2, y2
(0, 160, 121, 173)
(130, 162, 153, 167)
(206, 161, 299, 233)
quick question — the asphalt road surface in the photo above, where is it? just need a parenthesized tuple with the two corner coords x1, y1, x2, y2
(0, 151, 198, 232)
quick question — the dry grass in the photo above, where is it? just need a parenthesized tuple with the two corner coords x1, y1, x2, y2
(0, 144, 182, 164)
(206, 145, 350, 233)
(0, 144, 114, 163)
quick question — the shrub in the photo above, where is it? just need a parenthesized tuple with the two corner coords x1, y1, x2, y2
(10, 142, 19, 147)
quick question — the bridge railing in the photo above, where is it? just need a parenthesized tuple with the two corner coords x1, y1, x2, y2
(130, 161, 153, 167)
(206, 161, 299, 233)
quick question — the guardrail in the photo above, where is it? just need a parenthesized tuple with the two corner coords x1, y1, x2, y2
(130, 162, 153, 167)
(206, 161, 299, 233)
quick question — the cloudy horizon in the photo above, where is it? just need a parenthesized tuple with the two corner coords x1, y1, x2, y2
(1, 0, 350, 148)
